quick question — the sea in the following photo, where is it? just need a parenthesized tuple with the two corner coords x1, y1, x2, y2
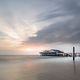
(0, 55, 80, 80)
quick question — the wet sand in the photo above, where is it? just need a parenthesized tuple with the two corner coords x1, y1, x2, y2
(0, 56, 80, 80)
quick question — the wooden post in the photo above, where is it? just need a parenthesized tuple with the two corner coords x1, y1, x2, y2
(73, 47, 75, 61)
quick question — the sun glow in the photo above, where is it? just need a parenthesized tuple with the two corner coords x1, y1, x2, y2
(18, 46, 39, 51)
(25, 48, 39, 51)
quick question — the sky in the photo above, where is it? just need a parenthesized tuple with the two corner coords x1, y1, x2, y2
(0, 0, 80, 55)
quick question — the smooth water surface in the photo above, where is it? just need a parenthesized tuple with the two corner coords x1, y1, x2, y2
(0, 56, 80, 80)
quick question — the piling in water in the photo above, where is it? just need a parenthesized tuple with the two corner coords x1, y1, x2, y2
(73, 47, 75, 61)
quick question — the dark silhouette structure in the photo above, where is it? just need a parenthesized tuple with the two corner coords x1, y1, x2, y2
(73, 47, 75, 61)
(40, 49, 64, 56)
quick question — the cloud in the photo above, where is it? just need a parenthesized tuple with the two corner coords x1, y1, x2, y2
(25, 0, 80, 45)
(36, 0, 80, 22)
(26, 18, 80, 44)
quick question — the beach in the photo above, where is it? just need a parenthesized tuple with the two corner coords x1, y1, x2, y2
(0, 56, 80, 80)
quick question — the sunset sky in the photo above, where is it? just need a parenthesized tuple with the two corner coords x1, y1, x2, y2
(0, 0, 80, 55)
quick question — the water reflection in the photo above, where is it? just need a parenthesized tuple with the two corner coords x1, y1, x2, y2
(0, 60, 40, 80)
(0, 57, 80, 80)
(73, 61, 76, 74)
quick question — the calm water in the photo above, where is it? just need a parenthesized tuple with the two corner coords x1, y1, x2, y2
(0, 56, 80, 80)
